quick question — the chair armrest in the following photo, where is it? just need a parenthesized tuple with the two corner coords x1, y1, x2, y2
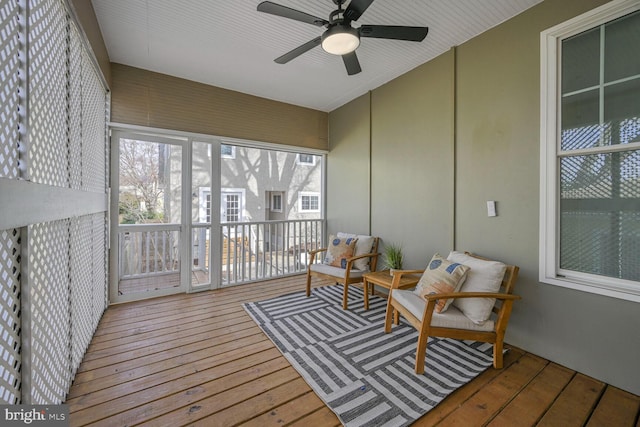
(389, 269, 424, 289)
(308, 247, 327, 264)
(391, 269, 425, 276)
(422, 292, 521, 302)
(344, 252, 379, 273)
(347, 252, 380, 263)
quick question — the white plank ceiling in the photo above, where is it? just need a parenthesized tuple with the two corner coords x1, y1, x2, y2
(91, 0, 542, 112)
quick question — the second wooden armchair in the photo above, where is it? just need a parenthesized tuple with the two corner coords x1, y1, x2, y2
(306, 233, 380, 309)
(384, 251, 520, 374)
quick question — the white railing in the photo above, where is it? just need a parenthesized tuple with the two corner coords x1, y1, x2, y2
(118, 223, 181, 278)
(219, 219, 325, 285)
(118, 219, 325, 285)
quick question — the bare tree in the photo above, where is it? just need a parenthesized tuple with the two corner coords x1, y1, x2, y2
(119, 139, 165, 223)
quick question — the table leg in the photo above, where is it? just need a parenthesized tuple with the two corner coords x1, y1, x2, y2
(363, 278, 369, 310)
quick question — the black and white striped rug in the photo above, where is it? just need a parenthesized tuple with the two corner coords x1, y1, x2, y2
(243, 285, 495, 427)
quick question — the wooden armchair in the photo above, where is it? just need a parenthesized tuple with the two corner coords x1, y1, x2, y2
(384, 252, 520, 374)
(306, 234, 379, 309)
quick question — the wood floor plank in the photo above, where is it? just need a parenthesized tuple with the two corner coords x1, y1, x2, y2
(83, 361, 295, 427)
(66, 275, 640, 427)
(189, 377, 312, 427)
(237, 391, 326, 426)
(487, 362, 575, 426)
(88, 308, 247, 351)
(537, 373, 606, 427)
(414, 347, 526, 426)
(91, 303, 242, 342)
(287, 407, 342, 427)
(74, 326, 264, 383)
(67, 335, 271, 398)
(586, 386, 640, 427)
(436, 353, 548, 426)
(139, 372, 305, 426)
(78, 319, 258, 368)
(68, 348, 283, 423)
(77, 323, 257, 374)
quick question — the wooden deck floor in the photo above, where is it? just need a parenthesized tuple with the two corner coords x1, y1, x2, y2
(66, 275, 640, 426)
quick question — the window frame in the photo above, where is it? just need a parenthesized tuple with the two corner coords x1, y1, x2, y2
(539, 0, 640, 302)
(298, 191, 320, 213)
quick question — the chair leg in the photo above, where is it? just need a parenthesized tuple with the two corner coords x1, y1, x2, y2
(384, 299, 394, 333)
(342, 283, 348, 310)
(493, 340, 504, 369)
(306, 270, 312, 297)
(414, 330, 429, 375)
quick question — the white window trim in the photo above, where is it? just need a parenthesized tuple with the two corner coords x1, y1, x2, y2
(539, 0, 640, 302)
(298, 191, 320, 213)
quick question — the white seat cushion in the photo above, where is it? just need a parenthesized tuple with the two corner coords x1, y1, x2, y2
(310, 263, 367, 279)
(392, 289, 495, 332)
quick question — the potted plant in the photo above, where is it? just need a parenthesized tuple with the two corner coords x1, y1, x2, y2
(383, 243, 404, 275)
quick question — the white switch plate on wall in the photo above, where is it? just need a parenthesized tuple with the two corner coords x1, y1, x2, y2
(487, 200, 497, 217)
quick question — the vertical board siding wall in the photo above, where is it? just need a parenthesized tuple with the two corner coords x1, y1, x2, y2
(110, 63, 329, 150)
(0, 0, 109, 404)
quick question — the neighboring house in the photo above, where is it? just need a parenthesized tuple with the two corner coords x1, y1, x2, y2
(191, 143, 322, 225)
(131, 141, 322, 225)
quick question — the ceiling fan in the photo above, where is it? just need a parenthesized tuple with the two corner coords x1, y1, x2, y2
(257, 0, 429, 76)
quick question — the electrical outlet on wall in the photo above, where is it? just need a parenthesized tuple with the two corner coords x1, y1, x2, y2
(487, 200, 497, 217)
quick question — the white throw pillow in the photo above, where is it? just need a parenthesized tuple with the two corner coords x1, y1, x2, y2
(337, 232, 375, 271)
(447, 251, 507, 325)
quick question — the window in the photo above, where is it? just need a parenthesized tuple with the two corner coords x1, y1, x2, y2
(540, 1, 640, 301)
(271, 192, 283, 212)
(299, 192, 320, 212)
(297, 153, 316, 165)
(221, 144, 235, 159)
(197, 189, 213, 223)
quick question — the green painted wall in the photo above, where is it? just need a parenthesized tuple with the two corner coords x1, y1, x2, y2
(370, 50, 455, 267)
(327, 0, 640, 395)
(328, 93, 371, 236)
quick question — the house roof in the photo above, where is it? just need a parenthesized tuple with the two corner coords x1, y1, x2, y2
(91, 0, 542, 112)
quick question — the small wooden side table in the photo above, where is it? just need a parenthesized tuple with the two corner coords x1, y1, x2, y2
(362, 270, 420, 310)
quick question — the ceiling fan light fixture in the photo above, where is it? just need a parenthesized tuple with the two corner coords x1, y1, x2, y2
(321, 25, 360, 55)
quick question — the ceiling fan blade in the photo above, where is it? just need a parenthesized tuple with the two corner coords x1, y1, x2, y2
(343, 0, 375, 23)
(342, 51, 362, 75)
(359, 25, 429, 42)
(274, 37, 322, 64)
(257, 1, 328, 27)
